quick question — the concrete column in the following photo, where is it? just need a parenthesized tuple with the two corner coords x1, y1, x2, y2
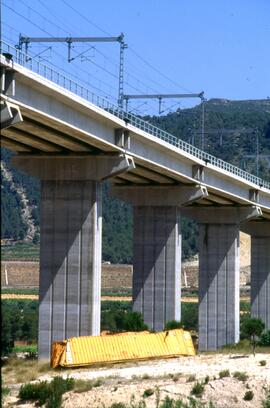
(198, 223, 240, 350)
(133, 206, 181, 331)
(39, 180, 102, 358)
(12, 155, 134, 360)
(182, 206, 261, 351)
(241, 222, 270, 329)
(111, 185, 208, 331)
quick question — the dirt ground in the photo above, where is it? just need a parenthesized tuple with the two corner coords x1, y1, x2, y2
(3, 353, 270, 408)
(0, 294, 251, 302)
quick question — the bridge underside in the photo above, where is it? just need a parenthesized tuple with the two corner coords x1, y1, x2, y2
(1, 104, 259, 208)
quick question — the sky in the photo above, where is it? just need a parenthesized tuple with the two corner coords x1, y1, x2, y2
(1, 0, 270, 114)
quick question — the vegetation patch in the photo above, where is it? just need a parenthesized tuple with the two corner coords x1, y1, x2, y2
(219, 370, 230, 379)
(190, 381, 205, 398)
(259, 330, 270, 347)
(164, 320, 183, 330)
(241, 317, 265, 355)
(262, 387, 270, 408)
(243, 390, 254, 401)
(143, 388, 154, 398)
(233, 371, 248, 382)
(73, 379, 95, 393)
(186, 375, 196, 383)
(19, 376, 74, 408)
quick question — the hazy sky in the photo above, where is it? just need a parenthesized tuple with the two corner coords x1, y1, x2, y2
(2, 0, 270, 112)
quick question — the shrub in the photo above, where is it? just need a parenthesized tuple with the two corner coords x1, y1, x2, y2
(143, 388, 154, 398)
(1, 300, 38, 357)
(93, 379, 103, 387)
(123, 312, 148, 332)
(259, 330, 270, 347)
(186, 375, 196, 382)
(260, 360, 267, 366)
(170, 374, 180, 382)
(262, 387, 270, 408)
(181, 303, 198, 331)
(1, 385, 10, 404)
(241, 317, 265, 355)
(204, 376, 210, 384)
(243, 390, 254, 401)
(19, 381, 50, 405)
(219, 370, 230, 379)
(233, 371, 248, 382)
(160, 396, 175, 408)
(73, 379, 93, 393)
(164, 320, 183, 330)
(19, 376, 75, 408)
(190, 382, 205, 398)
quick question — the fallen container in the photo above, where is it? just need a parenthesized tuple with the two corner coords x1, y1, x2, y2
(51, 329, 195, 368)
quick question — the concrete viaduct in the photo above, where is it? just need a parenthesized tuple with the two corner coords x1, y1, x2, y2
(1, 42, 270, 359)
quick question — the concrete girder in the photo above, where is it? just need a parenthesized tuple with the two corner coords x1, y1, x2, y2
(111, 185, 208, 206)
(12, 154, 135, 181)
(181, 205, 262, 224)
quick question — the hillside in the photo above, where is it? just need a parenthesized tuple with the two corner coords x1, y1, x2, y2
(1, 98, 270, 263)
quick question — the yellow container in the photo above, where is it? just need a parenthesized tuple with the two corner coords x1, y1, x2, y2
(51, 329, 195, 368)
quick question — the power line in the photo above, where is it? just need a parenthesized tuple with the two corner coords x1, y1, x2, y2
(61, 0, 194, 97)
(3, 0, 200, 116)
(128, 46, 194, 93)
(2, 1, 120, 100)
(60, 0, 112, 37)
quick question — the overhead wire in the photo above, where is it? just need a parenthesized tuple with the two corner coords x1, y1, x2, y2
(42, 0, 162, 104)
(4, 0, 156, 113)
(58, 0, 164, 112)
(2, 1, 119, 100)
(3, 0, 199, 115)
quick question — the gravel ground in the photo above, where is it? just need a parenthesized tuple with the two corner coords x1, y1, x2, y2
(3, 353, 270, 408)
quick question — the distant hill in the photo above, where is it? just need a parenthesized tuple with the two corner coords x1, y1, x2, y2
(1, 98, 269, 262)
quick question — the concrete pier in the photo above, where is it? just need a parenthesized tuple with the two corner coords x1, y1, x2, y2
(133, 205, 181, 331)
(182, 206, 261, 350)
(12, 155, 133, 359)
(241, 221, 270, 329)
(198, 223, 240, 350)
(39, 179, 102, 358)
(111, 185, 207, 331)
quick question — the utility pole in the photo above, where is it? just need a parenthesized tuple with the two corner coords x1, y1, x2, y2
(192, 128, 255, 151)
(118, 34, 127, 108)
(243, 130, 268, 177)
(201, 97, 205, 150)
(18, 33, 127, 107)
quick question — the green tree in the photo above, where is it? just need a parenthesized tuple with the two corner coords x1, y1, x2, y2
(241, 317, 265, 355)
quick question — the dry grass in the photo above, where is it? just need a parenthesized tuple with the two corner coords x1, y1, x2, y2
(2, 357, 52, 385)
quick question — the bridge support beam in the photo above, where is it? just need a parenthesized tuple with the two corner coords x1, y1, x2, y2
(182, 206, 261, 351)
(241, 221, 270, 329)
(111, 185, 208, 331)
(12, 155, 134, 360)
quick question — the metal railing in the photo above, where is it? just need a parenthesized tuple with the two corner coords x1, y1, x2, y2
(1, 40, 269, 190)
